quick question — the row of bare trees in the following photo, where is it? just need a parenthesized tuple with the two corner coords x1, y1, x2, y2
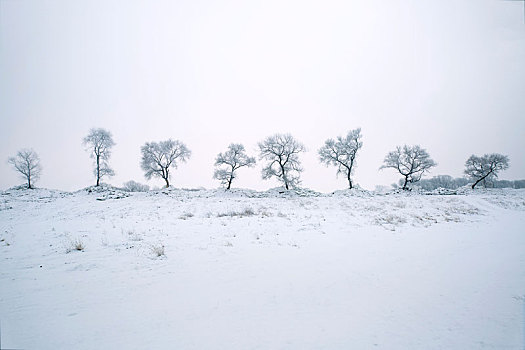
(8, 127, 510, 191)
(216, 130, 363, 190)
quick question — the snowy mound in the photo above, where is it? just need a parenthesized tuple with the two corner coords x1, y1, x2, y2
(330, 187, 374, 198)
(2, 186, 70, 202)
(76, 184, 131, 201)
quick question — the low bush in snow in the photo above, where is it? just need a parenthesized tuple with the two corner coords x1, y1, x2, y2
(150, 243, 165, 257)
(66, 238, 85, 253)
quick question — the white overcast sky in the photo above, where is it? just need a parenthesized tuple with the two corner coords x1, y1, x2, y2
(1, 0, 524, 192)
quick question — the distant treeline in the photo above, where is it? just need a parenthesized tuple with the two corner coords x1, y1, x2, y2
(408, 175, 525, 191)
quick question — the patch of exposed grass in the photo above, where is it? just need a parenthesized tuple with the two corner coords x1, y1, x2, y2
(178, 212, 194, 220)
(216, 207, 256, 218)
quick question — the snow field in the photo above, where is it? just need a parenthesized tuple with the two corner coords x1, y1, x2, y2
(0, 188, 524, 349)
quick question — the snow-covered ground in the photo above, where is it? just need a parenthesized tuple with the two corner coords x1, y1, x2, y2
(1, 186, 524, 349)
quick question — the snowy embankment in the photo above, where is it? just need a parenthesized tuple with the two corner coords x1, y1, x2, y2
(0, 187, 524, 349)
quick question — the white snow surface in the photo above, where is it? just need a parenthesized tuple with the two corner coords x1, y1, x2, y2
(1, 187, 524, 349)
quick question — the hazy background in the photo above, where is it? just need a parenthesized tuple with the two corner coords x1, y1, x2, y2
(1, 0, 524, 192)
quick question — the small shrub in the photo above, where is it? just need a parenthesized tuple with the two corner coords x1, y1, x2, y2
(178, 212, 194, 220)
(150, 243, 165, 257)
(66, 238, 85, 253)
(74, 240, 85, 251)
(122, 180, 150, 192)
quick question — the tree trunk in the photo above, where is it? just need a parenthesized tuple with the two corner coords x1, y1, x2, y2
(226, 165, 235, 190)
(27, 168, 32, 189)
(163, 168, 170, 188)
(472, 178, 483, 189)
(472, 171, 492, 189)
(347, 172, 353, 189)
(280, 163, 289, 190)
(96, 154, 100, 186)
(402, 176, 409, 190)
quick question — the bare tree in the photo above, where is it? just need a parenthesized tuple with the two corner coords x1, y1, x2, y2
(140, 139, 191, 188)
(380, 145, 437, 190)
(318, 128, 363, 189)
(464, 153, 509, 189)
(83, 128, 115, 186)
(213, 143, 256, 190)
(8, 149, 42, 189)
(258, 133, 305, 190)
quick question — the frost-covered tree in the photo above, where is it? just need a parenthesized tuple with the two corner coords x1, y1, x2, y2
(122, 180, 150, 192)
(8, 148, 42, 189)
(140, 139, 191, 188)
(213, 143, 256, 190)
(380, 145, 437, 190)
(83, 128, 115, 186)
(318, 128, 363, 189)
(464, 153, 509, 189)
(258, 133, 305, 190)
